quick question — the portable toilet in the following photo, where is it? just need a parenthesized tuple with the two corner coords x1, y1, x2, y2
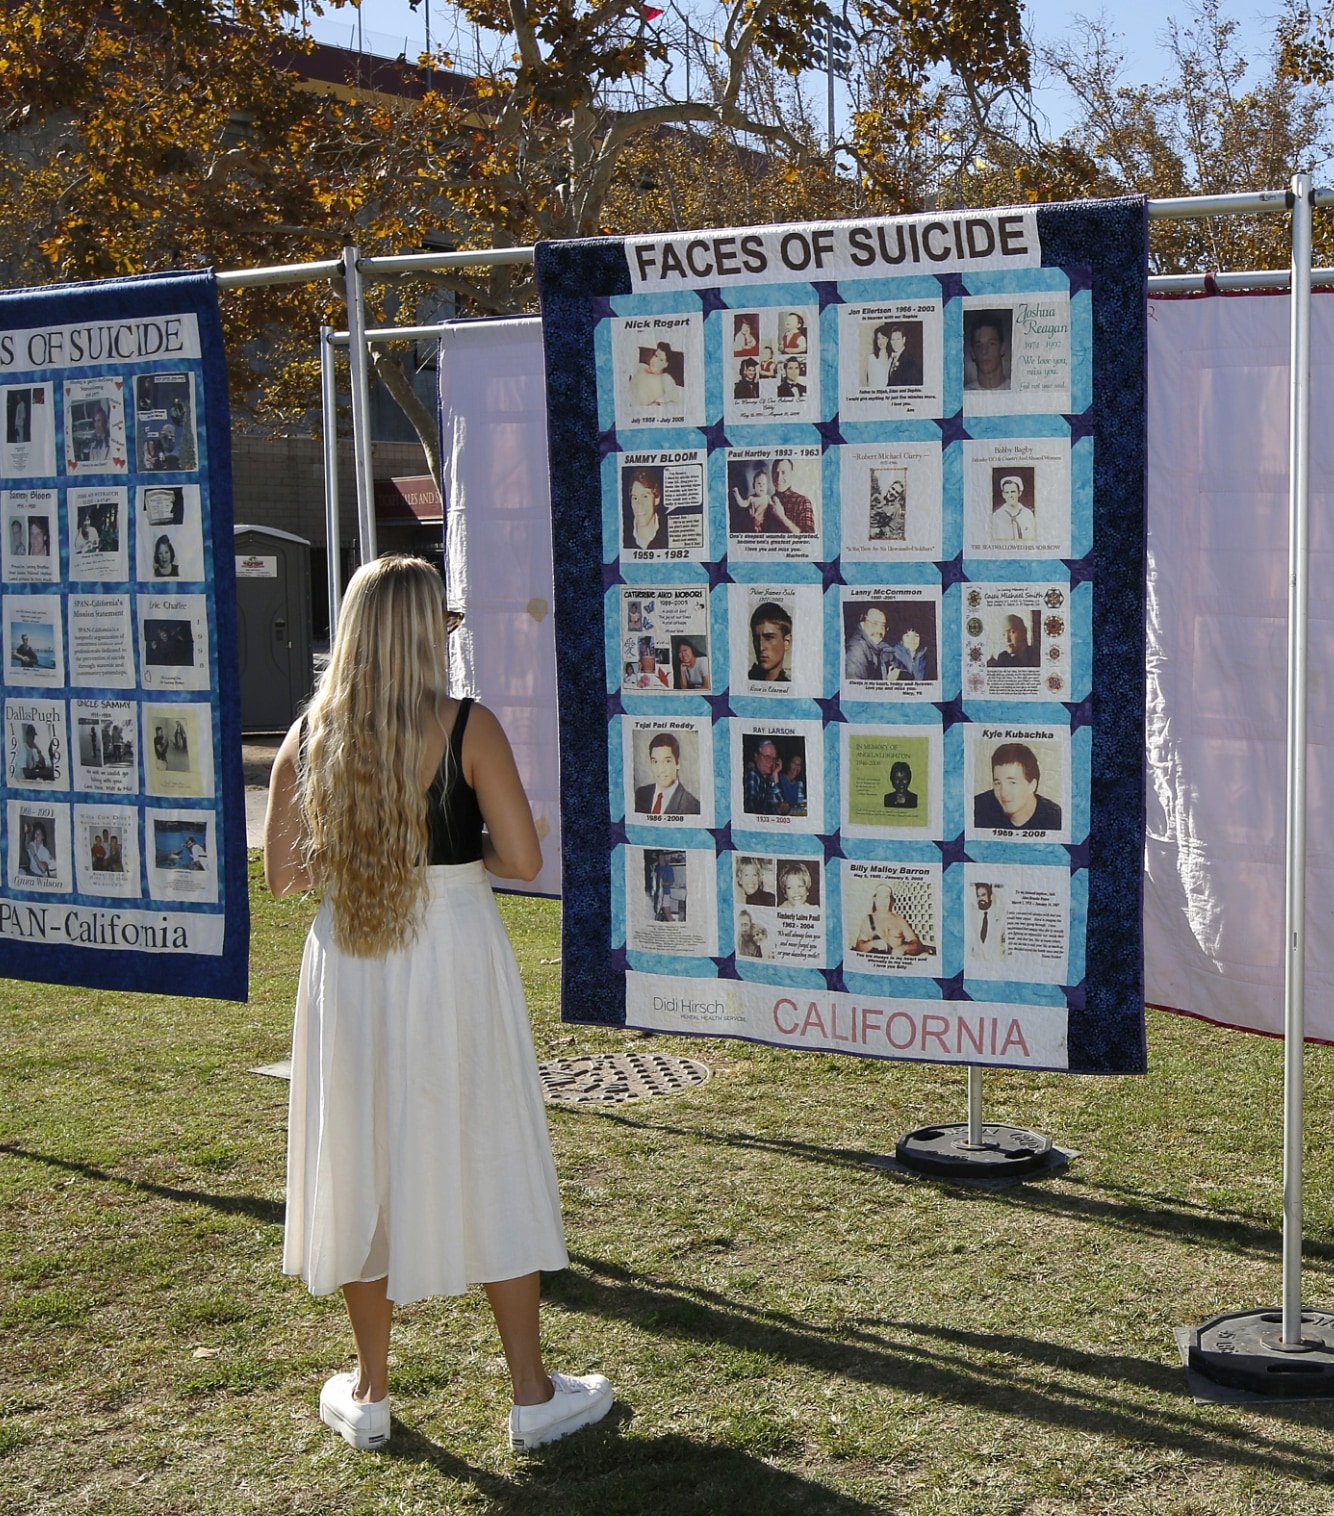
(234, 525, 314, 731)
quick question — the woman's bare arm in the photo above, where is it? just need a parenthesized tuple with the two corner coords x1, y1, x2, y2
(263, 721, 311, 898)
(462, 703, 543, 882)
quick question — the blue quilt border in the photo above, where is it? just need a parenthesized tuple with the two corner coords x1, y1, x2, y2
(0, 269, 248, 1001)
(537, 200, 1147, 1073)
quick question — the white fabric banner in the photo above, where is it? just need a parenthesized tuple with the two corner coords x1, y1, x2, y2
(1146, 290, 1334, 1042)
(441, 295, 1334, 1040)
(439, 317, 561, 897)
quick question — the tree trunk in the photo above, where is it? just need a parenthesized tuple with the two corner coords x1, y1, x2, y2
(369, 344, 443, 504)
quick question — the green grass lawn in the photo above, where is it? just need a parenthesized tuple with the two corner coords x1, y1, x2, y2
(2, 857, 1334, 1513)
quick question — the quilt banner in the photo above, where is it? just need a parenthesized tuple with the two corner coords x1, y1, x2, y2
(0, 271, 248, 999)
(537, 199, 1147, 1073)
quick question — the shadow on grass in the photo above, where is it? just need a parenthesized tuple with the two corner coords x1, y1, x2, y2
(548, 1251, 1334, 1482)
(566, 1108, 1334, 1265)
(992, 1176, 1334, 1266)
(0, 1142, 282, 1226)
(383, 1419, 891, 1514)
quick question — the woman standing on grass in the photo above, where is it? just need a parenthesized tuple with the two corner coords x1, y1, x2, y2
(264, 555, 612, 1454)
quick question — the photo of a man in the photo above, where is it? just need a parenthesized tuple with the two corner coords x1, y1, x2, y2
(964, 311, 1011, 391)
(988, 613, 1040, 668)
(776, 358, 806, 399)
(990, 472, 1036, 542)
(973, 741, 1062, 831)
(851, 883, 929, 956)
(645, 849, 686, 922)
(17, 722, 53, 781)
(734, 357, 761, 400)
(12, 631, 42, 669)
(869, 472, 906, 540)
(7, 391, 31, 444)
(83, 404, 112, 462)
(742, 735, 806, 816)
(144, 619, 195, 668)
(844, 602, 934, 685)
(633, 731, 700, 815)
(845, 604, 889, 681)
(622, 467, 668, 551)
(864, 322, 923, 387)
(748, 601, 792, 682)
(736, 909, 768, 958)
(969, 881, 1007, 963)
(769, 457, 815, 536)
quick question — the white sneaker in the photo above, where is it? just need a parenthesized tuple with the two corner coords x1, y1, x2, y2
(319, 1372, 391, 1450)
(508, 1371, 613, 1449)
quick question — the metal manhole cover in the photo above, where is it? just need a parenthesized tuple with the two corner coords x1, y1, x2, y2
(538, 1051, 711, 1105)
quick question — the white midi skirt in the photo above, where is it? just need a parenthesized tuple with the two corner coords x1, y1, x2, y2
(282, 861, 569, 1305)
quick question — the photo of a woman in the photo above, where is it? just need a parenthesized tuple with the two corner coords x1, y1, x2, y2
(865, 324, 894, 387)
(777, 859, 819, 914)
(24, 820, 54, 877)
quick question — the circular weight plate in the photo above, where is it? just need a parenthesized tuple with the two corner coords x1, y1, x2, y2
(538, 1051, 711, 1105)
(895, 1121, 1053, 1177)
(1189, 1309, 1334, 1398)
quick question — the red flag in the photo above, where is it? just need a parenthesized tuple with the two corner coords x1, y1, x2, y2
(643, 5, 664, 17)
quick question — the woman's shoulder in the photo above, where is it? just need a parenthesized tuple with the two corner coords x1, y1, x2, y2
(430, 696, 507, 761)
(451, 698, 505, 745)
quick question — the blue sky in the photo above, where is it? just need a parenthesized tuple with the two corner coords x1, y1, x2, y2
(303, 0, 1281, 138)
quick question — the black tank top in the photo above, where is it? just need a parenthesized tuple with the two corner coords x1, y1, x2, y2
(426, 698, 485, 865)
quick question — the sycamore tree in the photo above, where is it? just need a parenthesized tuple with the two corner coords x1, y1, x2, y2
(0, 0, 388, 436)
(950, 0, 1333, 273)
(0, 0, 1027, 482)
(353, 0, 1026, 462)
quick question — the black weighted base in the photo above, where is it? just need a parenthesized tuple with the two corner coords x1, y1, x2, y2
(1188, 1309, 1334, 1398)
(895, 1121, 1054, 1178)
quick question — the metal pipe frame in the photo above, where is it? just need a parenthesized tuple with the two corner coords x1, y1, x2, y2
(326, 322, 469, 346)
(966, 1066, 983, 1147)
(318, 325, 344, 638)
(360, 246, 535, 277)
(1148, 189, 1292, 220)
(1149, 268, 1334, 295)
(247, 197, 1330, 1261)
(219, 190, 1301, 292)
(341, 245, 378, 565)
(1282, 173, 1314, 1345)
(215, 257, 342, 290)
(286, 196, 1331, 1203)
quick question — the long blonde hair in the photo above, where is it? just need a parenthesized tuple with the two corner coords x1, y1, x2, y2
(300, 555, 453, 956)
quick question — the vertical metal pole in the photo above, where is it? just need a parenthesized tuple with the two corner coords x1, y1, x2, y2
(318, 325, 344, 639)
(1281, 172, 1313, 1346)
(341, 244, 378, 563)
(966, 1065, 983, 1147)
